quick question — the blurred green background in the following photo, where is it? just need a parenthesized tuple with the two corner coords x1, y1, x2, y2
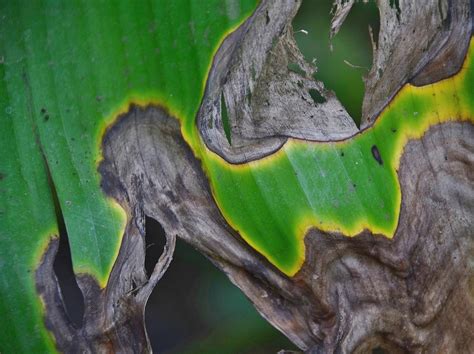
(294, 0, 378, 126)
(144, 2, 378, 353)
(145, 218, 296, 353)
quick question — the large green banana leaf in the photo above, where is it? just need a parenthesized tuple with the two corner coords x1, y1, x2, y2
(0, 1, 257, 351)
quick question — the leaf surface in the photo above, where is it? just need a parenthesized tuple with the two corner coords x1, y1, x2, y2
(0, 0, 257, 350)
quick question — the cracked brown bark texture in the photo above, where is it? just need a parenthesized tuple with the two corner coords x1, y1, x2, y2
(36, 0, 473, 352)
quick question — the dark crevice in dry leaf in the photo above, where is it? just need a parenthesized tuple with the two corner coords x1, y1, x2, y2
(52, 207, 85, 329)
(144, 216, 167, 279)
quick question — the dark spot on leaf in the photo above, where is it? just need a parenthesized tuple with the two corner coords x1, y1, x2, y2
(340, 151, 345, 157)
(371, 145, 383, 165)
(44, 114, 50, 122)
(0, 172, 5, 180)
(391, 128, 397, 133)
(309, 89, 326, 104)
(353, 183, 357, 188)
(40, 107, 46, 114)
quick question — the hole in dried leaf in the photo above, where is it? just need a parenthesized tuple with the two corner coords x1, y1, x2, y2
(293, 0, 379, 126)
(53, 207, 84, 328)
(287, 62, 306, 76)
(309, 88, 327, 104)
(145, 216, 167, 278)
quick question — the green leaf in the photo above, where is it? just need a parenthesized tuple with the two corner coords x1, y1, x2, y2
(0, 0, 257, 350)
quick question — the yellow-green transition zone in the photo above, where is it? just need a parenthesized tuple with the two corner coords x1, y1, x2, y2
(197, 39, 474, 276)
